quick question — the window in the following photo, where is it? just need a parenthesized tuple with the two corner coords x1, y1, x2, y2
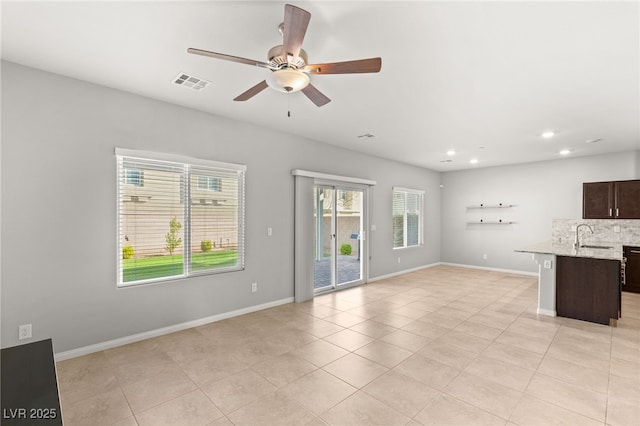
(116, 148, 245, 286)
(125, 168, 143, 187)
(197, 176, 221, 191)
(392, 187, 424, 249)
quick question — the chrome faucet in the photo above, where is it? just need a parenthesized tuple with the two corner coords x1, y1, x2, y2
(574, 224, 594, 249)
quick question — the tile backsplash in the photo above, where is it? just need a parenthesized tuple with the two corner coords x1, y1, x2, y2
(552, 219, 640, 258)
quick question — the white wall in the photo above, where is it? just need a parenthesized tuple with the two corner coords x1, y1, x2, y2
(1, 61, 441, 352)
(440, 152, 639, 273)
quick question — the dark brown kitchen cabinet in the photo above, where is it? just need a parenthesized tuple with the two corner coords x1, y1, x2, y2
(623, 246, 640, 294)
(614, 180, 640, 219)
(583, 182, 613, 219)
(583, 179, 640, 219)
(556, 256, 621, 325)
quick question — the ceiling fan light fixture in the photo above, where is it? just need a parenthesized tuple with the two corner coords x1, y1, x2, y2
(266, 69, 310, 93)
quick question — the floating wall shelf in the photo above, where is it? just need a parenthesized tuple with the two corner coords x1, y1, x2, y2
(466, 203, 517, 226)
(467, 203, 516, 209)
(466, 220, 517, 225)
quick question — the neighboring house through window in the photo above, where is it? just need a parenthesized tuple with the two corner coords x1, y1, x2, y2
(125, 168, 143, 187)
(116, 148, 246, 287)
(392, 187, 424, 249)
(197, 176, 222, 191)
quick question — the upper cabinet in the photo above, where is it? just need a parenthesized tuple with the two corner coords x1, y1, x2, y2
(583, 179, 640, 219)
(614, 180, 640, 219)
(583, 182, 613, 219)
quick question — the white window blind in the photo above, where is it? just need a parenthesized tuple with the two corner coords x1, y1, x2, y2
(392, 187, 424, 249)
(117, 150, 245, 286)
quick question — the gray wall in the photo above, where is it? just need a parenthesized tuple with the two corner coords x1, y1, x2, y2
(1, 61, 441, 352)
(440, 152, 639, 273)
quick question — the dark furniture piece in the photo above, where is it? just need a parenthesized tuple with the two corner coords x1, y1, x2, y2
(1, 339, 62, 425)
(623, 246, 640, 293)
(583, 179, 640, 219)
(556, 256, 621, 325)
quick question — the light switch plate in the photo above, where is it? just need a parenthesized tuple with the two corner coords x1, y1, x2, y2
(543, 260, 552, 269)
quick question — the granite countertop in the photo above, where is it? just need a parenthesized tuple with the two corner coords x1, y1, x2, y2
(516, 240, 623, 261)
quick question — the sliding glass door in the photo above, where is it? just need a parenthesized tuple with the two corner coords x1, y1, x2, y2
(313, 184, 365, 293)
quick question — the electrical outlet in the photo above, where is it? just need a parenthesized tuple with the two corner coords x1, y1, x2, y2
(251, 282, 257, 293)
(614, 226, 621, 233)
(19, 324, 32, 340)
(397, 257, 401, 264)
(482, 254, 488, 260)
(267, 227, 273, 236)
(371, 224, 377, 231)
(543, 260, 552, 269)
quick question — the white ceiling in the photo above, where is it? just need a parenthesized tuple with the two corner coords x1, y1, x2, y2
(2, 1, 639, 171)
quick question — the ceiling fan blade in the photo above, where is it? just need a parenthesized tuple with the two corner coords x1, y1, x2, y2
(301, 84, 331, 107)
(188, 48, 273, 69)
(283, 4, 311, 61)
(234, 81, 269, 101)
(304, 58, 382, 74)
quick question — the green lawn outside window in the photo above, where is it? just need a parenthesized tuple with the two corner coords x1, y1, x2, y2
(123, 250, 238, 282)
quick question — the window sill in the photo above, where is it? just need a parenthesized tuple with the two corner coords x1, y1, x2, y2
(392, 244, 424, 251)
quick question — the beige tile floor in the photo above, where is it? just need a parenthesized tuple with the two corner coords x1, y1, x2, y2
(56, 265, 640, 426)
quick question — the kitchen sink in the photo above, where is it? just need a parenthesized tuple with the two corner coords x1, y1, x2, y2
(580, 245, 613, 250)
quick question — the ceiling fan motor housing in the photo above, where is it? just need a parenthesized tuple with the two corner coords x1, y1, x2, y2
(267, 45, 308, 69)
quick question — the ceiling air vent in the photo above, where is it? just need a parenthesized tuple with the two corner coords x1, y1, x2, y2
(173, 73, 210, 91)
(357, 133, 376, 139)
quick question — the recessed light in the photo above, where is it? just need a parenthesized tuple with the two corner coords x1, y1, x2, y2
(560, 149, 571, 155)
(541, 131, 555, 139)
(447, 150, 456, 156)
(470, 158, 479, 164)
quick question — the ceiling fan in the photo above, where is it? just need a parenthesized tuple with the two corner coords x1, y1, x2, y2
(188, 3, 382, 107)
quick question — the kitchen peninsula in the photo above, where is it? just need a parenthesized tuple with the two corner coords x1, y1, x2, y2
(517, 240, 622, 325)
(518, 218, 640, 325)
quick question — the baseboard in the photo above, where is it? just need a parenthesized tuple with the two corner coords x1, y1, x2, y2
(54, 297, 294, 361)
(537, 308, 557, 317)
(439, 262, 538, 277)
(368, 262, 441, 283)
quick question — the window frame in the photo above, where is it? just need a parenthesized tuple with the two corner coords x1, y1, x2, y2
(392, 187, 425, 250)
(116, 148, 246, 287)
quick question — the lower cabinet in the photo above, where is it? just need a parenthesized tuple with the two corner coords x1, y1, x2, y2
(556, 256, 621, 325)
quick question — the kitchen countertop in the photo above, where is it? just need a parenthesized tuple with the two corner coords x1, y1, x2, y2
(516, 240, 623, 261)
